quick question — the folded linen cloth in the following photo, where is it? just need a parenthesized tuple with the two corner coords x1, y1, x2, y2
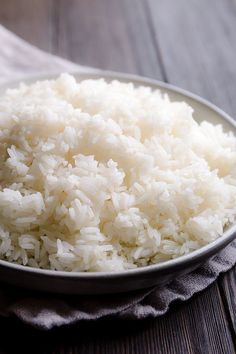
(0, 25, 235, 330)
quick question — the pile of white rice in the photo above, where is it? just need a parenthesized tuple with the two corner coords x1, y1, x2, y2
(0, 73, 236, 272)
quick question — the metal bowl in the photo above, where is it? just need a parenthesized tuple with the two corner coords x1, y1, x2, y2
(0, 70, 235, 294)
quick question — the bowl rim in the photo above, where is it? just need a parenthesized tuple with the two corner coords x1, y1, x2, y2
(0, 69, 236, 280)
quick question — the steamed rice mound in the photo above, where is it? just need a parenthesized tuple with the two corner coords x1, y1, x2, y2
(0, 73, 236, 272)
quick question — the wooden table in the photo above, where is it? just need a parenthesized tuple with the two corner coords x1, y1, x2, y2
(0, 0, 235, 353)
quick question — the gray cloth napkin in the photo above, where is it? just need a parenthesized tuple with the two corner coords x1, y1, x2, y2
(0, 25, 235, 330)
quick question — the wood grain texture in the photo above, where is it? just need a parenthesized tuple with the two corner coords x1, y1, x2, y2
(146, 0, 236, 116)
(0, 0, 235, 353)
(0, 0, 54, 52)
(219, 269, 236, 340)
(54, 0, 163, 79)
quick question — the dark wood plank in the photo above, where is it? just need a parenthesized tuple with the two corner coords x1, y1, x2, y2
(184, 283, 235, 354)
(0, 0, 54, 52)
(54, 0, 163, 79)
(146, 0, 236, 117)
(219, 269, 236, 337)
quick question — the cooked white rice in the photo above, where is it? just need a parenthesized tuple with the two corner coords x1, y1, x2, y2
(0, 73, 236, 272)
